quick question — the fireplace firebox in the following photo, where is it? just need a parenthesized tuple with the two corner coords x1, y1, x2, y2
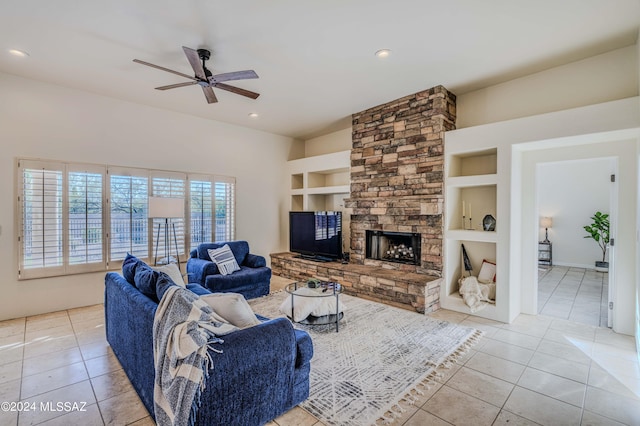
(365, 230, 421, 265)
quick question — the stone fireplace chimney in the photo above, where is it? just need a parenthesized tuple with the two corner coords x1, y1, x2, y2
(272, 85, 456, 314)
(346, 85, 456, 310)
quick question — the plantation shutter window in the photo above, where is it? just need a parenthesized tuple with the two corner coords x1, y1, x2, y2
(108, 168, 150, 261)
(189, 178, 213, 252)
(17, 158, 235, 279)
(67, 164, 106, 273)
(151, 173, 186, 262)
(19, 161, 65, 279)
(214, 177, 235, 242)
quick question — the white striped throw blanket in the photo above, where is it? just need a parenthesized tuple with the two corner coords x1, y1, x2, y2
(153, 286, 238, 426)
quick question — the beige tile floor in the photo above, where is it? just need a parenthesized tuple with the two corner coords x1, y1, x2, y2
(0, 275, 637, 426)
(538, 266, 609, 327)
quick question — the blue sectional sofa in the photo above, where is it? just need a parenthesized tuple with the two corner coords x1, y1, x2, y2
(187, 241, 271, 300)
(104, 260, 313, 426)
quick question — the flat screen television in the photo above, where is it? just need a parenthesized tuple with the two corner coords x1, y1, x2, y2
(289, 211, 342, 261)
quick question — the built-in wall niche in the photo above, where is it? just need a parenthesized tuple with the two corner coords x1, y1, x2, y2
(291, 194, 303, 211)
(307, 169, 349, 188)
(448, 148, 497, 177)
(307, 193, 347, 212)
(445, 240, 497, 296)
(291, 173, 304, 190)
(448, 185, 497, 231)
(286, 150, 350, 213)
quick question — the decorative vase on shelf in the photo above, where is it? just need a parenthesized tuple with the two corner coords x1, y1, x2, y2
(482, 214, 496, 231)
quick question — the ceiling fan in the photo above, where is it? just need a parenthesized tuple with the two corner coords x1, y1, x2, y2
(133, 46, 259, 104)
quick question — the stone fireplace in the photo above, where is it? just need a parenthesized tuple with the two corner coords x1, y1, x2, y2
(271, 85, 456, 314)
(345, 85, 456, 312)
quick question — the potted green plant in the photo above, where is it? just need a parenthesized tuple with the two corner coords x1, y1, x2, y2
(583, 211, 610, 272)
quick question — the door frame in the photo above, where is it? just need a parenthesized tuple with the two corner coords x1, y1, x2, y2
(531, 156, 617, 326)
(514, 134, 636, 337)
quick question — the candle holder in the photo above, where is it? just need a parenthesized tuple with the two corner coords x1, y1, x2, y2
(462, 215, 466, 229)
(467, 217, 473, 230)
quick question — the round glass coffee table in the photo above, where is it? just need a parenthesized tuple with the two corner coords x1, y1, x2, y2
(284, 281, 344, 332)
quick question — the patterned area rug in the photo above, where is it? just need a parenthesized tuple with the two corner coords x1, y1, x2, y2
(249, 292, 482, 426)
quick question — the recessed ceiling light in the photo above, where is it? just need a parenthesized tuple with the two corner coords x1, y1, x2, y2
(375, 49, 391, 58)
(248, 113, 259, 118)
(8, 49, 29, 58)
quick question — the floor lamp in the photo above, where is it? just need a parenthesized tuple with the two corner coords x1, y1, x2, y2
(149, 197, 184, 270)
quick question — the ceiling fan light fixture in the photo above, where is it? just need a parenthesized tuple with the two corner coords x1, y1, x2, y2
(133, 46, 260, 104)
(8, 49, 29, 57)
(375, 49, 391, 58)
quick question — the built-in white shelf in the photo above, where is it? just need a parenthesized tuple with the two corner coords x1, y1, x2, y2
(306, 185, 350, 195)
(445, 230, 497, 243)
(444, 143, 504, 322)
(287, 150, 350, 211)
(441, 293, 501, 322)
(447, 174, 498, 188)
(447, 148, 497, 177)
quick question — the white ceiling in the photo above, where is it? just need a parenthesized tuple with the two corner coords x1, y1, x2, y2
(1, 1, 638, 139)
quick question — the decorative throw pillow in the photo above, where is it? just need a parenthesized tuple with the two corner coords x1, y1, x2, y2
(207, 245, 241, 275)
(478, 259, 496, 284)
(199, 293, 261, 329)
(152, 263, 186, 287)
(134, 263, 160, 301)
(279, 287, 324, 322)
(122, 253, 139, 284)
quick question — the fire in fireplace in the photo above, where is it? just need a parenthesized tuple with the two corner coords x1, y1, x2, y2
(365, 230, 421, 265)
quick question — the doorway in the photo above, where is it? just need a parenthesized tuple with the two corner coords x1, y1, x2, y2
(535, 157, 615, 327)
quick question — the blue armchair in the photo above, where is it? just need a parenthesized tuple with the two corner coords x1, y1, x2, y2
(187, 241, 271, 299)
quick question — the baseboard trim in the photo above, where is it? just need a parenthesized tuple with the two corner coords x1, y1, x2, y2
(552, 261, 597, 269)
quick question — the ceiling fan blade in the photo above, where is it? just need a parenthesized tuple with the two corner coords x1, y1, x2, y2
(212, 83, 260, 100)
(209, 70, 259, 84)
(133, 59, 195, 81)
(182, 46, 208, 81)
(202, 86, 218, 104)
(155, 81, 198, 90)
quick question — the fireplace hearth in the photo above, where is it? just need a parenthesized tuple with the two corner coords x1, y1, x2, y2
(366, 230, 421, 266)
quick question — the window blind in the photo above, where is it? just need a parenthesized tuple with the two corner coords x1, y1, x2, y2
(214, 178, 235, 242)
(189, 179, 213, 252)
(67, 165, 105, 273)
(19, 162, 64, 278)
(17, 158, 236, 280)
(109, 170, 149, 261)
(151, 174, 186, 261)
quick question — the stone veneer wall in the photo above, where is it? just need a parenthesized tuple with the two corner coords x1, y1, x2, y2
(345, 85, 456, 311)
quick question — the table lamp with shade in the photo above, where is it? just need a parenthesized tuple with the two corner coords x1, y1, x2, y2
(540, 216, 552, 243)
(148, 197, 184, 270)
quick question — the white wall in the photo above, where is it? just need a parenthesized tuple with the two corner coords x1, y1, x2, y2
(636, 30, 640, 358)
(0, 72, 295, 321)
(446, 97, 640, 333)
(457, 45, 638, 129)
(537, 158, 614, 268)
(304, 128, 351, 157)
